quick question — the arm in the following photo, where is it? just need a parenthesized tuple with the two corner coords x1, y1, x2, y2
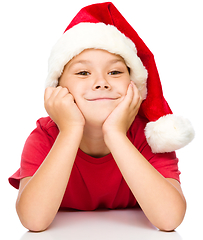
(103, 82, 186, 231)
(16, 87, 85, 232)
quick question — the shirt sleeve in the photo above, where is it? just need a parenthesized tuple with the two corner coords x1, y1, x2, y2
(8, 117, 58, 189)
(141, 144, 181, 182)
(128, 116, 181, 183)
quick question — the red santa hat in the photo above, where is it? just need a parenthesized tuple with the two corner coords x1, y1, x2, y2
(45, 2, 195, 153)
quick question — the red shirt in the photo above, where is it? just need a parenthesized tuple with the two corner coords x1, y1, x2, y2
(9, 115, 180, 210)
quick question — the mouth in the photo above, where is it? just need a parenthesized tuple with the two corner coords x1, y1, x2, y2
(87, 97, 119, 101)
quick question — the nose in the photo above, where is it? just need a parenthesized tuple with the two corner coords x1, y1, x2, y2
(93, 76, 111, 90)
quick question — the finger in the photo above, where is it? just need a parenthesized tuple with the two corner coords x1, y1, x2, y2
(46, 86, 69, 103)
(123, 82, 134, 106)
(131, 81, 142, 107)
(135, 96, 142, 111)
(44, 87, 55, 102)
(55, 87, 69, 99)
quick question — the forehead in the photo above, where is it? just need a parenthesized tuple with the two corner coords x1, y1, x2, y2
(66, 49, 126, 68)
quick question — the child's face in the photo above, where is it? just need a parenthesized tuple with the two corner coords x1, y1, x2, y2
(59, 49, 131, 126)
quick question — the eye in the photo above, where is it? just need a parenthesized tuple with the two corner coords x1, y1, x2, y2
(108, 71, 123, 75)
(76, 71, 90, 76)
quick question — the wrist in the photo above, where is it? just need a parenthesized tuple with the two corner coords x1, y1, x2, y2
(104, 130, 127, 148)
(59, 125, 84, 138)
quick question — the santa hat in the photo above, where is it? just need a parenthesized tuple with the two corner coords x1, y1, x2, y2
(45, 2, 195, 153)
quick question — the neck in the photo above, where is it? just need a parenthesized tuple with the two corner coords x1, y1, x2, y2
(79, 123, 110, 158)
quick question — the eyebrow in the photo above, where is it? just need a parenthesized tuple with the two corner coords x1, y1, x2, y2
(108, 59, 126, 64)
(67, 60, 91, 69)
(69, 58, 126, 68)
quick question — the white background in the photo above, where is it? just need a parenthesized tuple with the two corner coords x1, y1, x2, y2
(1, 0, 202, 239)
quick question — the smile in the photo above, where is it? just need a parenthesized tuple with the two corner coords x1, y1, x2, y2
(87, 97, 119, 101)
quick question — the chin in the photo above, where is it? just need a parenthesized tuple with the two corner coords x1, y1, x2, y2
(79, 100, 120, 127)
(84, 109, 112, 127)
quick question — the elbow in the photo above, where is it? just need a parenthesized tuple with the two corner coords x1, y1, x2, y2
(16, 203, 51, 232)
(17, 212, 50, 232)
(20, 218, 50, 232)
(158, 208, 186, 232)
(155, 199, 187, 232)
(158, 220, 182, 232)
(18, 214, 51, 232)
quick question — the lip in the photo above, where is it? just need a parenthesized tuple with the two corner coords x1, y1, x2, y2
(87, 97, 119, 101)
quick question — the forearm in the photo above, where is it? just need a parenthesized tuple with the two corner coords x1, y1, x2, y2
(16, 127, 83, 231)
(105, 132, 186, 231)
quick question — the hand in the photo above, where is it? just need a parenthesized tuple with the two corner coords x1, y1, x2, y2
(44, 86, 85, 132)
(102, 81, 142, 137)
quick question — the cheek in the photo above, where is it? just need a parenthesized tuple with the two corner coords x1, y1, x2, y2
(59, 78, 82, 98)
(69, 84, 87, 106)
(117, 79, 131, 96)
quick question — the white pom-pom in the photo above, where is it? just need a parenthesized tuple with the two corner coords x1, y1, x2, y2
(145, 114, 195, 153)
